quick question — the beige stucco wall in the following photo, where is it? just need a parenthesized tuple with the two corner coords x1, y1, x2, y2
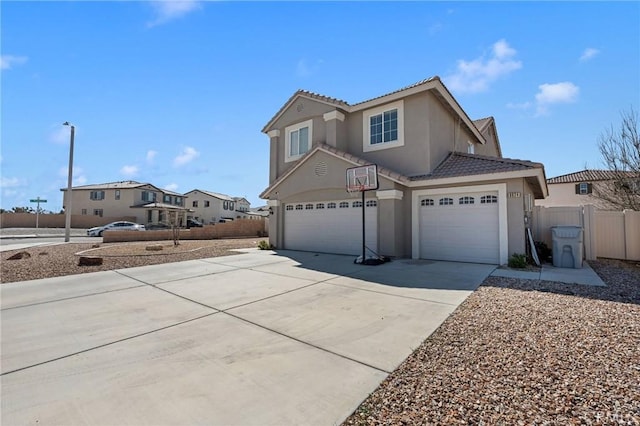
(475, 123, 500, 157)
(535, 183, 613, 209)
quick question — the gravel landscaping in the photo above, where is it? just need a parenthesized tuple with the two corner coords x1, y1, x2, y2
(1, 238, 267, 283)
(344, 258, 640, 425)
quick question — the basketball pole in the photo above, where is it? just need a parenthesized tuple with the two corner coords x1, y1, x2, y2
(361, 188, 365, 264)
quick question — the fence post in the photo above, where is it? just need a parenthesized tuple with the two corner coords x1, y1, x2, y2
(583, 204, 597, 261)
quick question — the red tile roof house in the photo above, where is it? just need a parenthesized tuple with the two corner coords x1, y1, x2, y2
(536, 169, 638, 209)
(260, 77, 548, 265)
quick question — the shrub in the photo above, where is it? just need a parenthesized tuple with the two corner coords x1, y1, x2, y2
(257, 240, 273, 250)
(508, 253, 528, 269)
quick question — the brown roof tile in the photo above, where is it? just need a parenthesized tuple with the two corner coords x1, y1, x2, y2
(411, 152, 543, 181)
(547, 169, 637, 184)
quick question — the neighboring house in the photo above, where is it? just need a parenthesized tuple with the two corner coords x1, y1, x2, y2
(260, 76, 548, 264)
(536, 169, 638, 209)
(61, 181, 190, 225)
(184, 189, 251, 224)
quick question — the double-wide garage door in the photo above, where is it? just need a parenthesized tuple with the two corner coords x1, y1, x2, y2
(419, 191, 500, 264)
(284, 200, 377, 255)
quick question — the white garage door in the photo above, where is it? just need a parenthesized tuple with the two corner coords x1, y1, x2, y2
(284, 199, 377, 255)
(419, 192, 499, 264)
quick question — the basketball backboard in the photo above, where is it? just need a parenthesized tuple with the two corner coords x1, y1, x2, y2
(346, 164, 378, 192)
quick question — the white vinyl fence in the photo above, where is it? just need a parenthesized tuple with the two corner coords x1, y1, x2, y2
(532, 205, 640, 261)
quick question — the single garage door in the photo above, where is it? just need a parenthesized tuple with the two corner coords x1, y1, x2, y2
(284, 199, 377, 255)
(419, 192, 499, 264)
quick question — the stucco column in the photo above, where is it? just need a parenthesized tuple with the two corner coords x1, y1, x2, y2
(267, 130, 280, 183)
(267, 199, 281, 248)
(323, 110, 345, 148)
(376, 189, 404, 257)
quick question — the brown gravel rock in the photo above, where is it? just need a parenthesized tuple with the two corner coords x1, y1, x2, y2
(1, 238, 267, 283)
(344, 259, 640, 425)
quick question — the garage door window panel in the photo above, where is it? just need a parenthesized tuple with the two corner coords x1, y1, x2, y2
(439, 197, 454, 206)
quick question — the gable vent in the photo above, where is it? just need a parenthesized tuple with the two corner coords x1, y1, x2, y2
(314, 162, 328, 177)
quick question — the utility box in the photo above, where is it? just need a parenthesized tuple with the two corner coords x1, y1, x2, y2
(551, 226, 583, 268)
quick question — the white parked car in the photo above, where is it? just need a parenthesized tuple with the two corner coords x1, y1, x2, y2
(87, 221, 146, 237)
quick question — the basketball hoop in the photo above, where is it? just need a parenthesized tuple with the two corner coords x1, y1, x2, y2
(346, 164, 378, 193)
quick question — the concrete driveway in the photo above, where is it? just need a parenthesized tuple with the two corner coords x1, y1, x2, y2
(1, 249, 495, 425)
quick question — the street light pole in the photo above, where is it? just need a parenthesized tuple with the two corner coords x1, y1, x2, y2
(63, 122, 75, 242)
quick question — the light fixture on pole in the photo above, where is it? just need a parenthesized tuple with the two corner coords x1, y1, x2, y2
(63, 122, 75, 242)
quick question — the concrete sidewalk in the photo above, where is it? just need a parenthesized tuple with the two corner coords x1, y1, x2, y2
(490, 261, 606, 286)
(1, 250, 495, 426)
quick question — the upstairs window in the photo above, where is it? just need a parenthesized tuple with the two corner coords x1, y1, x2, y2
(204, 200, 210, 207)
(363, 100, 404, 152)
(175, 197, 182, 206)
(467, 142, 475, 154)
(576, 183, 592, 195)
(285, 119, 313, 162)
(164, 194, 172, 203)
(192, 201, 198, 208)
(115, 190, 120, 200)
(90, 191, 105, 200)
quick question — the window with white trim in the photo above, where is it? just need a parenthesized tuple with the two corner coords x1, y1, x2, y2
(459, 196, 475, 205)
(421, 198, 434, 206)
(439, 197, 454, 206)
(93, 209, 103, 217)
(481, 195, 498, 204)
(467, 142, 475, 154)
(285, 119, 312, 162)
(363, 100, 404, 152)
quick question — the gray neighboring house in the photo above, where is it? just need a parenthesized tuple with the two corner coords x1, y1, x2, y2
(260, 76, 548, 264)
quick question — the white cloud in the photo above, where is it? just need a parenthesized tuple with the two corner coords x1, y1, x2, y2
(580, 48, 600, 62)
(1, 55, 28, 70)
(50, 125, 72, 144)
(444, 39, 522, 94)
(120, 165, 139, 177)
(164, 183, 179, 192)
(147, 1, 201, 27)
(146, 150, 158, 163)
(535, 82, 580, 115)
(173, 146, 199, 167)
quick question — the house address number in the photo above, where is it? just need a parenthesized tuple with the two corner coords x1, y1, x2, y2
(508, 192, 522, 198)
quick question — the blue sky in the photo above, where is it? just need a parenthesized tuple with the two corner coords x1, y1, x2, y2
(2, 1, 639, 212)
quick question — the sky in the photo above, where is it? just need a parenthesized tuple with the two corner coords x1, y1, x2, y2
(2, 1, 639, 212)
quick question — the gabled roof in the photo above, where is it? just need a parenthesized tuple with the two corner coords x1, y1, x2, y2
(411, 152, 544, 181)
(260, 143, 410, 199)
(547, 169, 638, 184)
(185, 189, 235, 201)
(262, 76, 486, 144)
(61, 180, 147, 191)
(132, 202, 190, 211)
(472, 116, 503, 158)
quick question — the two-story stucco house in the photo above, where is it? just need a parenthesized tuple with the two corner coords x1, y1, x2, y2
(535, 169, 637, 209)
(260, 77, 548, 264)
(184, 189, 251, 224)
(61, 181, 190, 225)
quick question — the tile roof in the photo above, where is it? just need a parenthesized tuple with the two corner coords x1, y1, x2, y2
(65, 181, 146, 190)
(547, 169, 637, 184)
(411, 152, 543, 181)
(350, 76, 441, 107)
(186, 189, 235, 201)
